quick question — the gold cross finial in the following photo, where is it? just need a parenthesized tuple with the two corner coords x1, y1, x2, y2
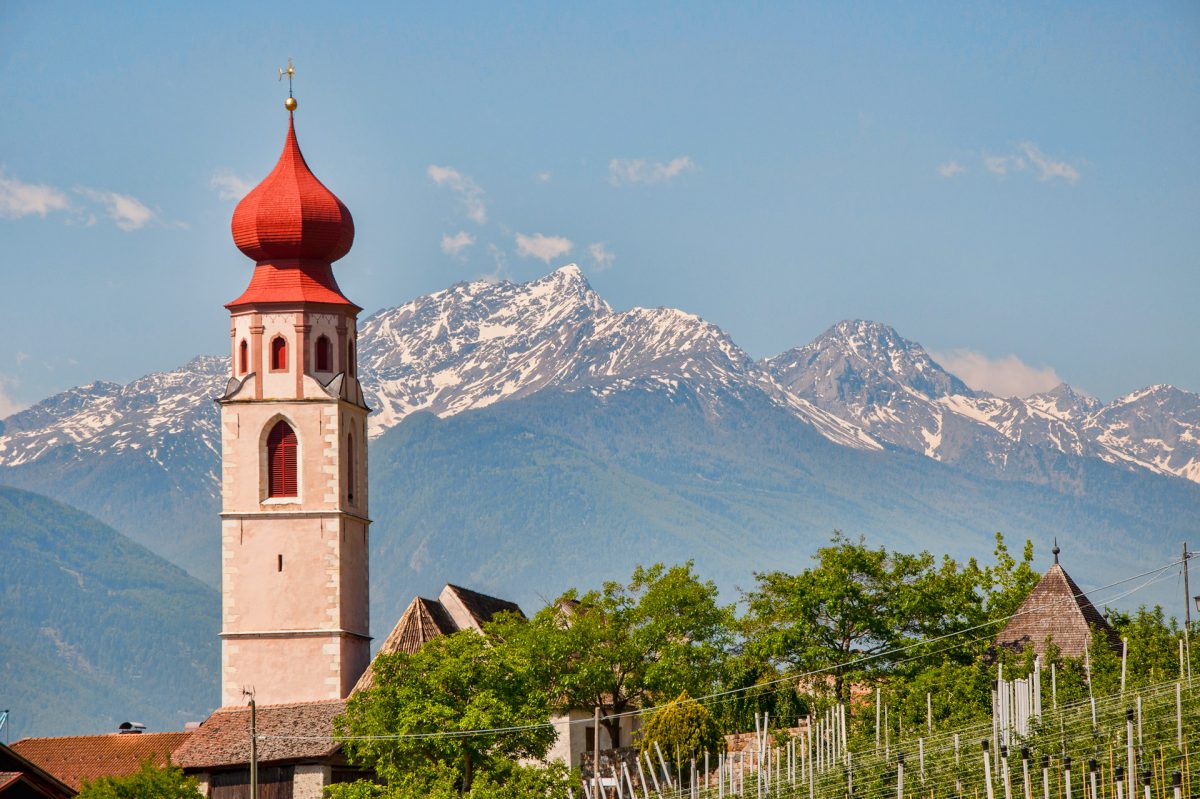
(279, 57, 297, 111)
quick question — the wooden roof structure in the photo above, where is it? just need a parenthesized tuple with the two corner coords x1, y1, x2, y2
(995, 542, 1120, 659)
(352, 584, 524, 693)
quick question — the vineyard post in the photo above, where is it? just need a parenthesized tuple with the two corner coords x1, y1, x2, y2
(984, 742, 996, 799)
(1022, 748, 1032, 799)
(899, 752, 906, 799)
(1127, 709, 1136, 799)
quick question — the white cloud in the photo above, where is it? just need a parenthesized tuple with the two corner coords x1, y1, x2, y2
(1016, 142, 1080, 183)
(15, 352, 29, 366)
(75, 188, 156, 231)
(210, 170, 254, 201)
(536, 171, 553, 183)
(0, 171, 70, 218)
(427, 164, 487, 224)
(0, 377, 26, 418)
(440, 230, 476, 257)
(515, 232, 573, 263)
(608, 156, 696, 186)
(479, 243, 511, 283)
(931, 349, 1063, 398)
(588, 242, 615, 272)
(982, 142, 1078, 183)
(937, 161, 966, 178)
(983, 154, 1022, 176)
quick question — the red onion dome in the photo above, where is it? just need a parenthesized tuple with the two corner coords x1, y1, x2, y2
(231, 114, 354, 264)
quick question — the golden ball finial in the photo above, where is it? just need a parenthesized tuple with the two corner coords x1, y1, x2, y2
(285, 96, 298, 112)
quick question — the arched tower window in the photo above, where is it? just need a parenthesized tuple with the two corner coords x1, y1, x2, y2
(270, 336, 288, 371)
(315, 335, 333, 372)
(346, 433, 355, 504)
(349, 338, 356, 377)
(238, 339, 248, 375)
(266, 420, 298, 498)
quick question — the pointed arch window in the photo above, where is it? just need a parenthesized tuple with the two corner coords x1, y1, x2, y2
(270, 336, 288, 371)
(266, 420, 298, 498)
(238, 339, 249, 375)
(315, 335, 333, 372)
(346, 432, 355, 504)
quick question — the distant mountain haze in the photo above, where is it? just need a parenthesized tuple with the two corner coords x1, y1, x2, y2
(0, 485, 218, 740)
(0, 266, 1195, 622)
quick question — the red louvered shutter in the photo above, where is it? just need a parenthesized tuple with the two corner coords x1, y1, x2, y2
(267, 421, 298, 498)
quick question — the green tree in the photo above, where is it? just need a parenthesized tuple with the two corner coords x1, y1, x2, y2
(77, 758, 202, 799)
(502, 562, 733, 748)
(638, 691, 721, 774)
(744, 534, 979, 705)
(334, 629, 557, 796)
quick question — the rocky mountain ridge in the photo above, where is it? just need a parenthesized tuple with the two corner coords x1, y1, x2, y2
(1, 266, 1195, 491)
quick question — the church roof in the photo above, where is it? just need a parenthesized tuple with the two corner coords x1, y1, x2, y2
(10, 732, 190, 792)
(232, 113, 354, 265)
(351, 585, 523, 694)
(226, 110, 357, 310)
(173, 700, 344, 770)
(995, 547, 1119, 659)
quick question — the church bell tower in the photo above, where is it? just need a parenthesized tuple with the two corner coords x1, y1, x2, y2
(217, 94, 370, 706)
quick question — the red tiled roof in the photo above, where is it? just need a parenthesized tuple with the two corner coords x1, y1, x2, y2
(0, 773, 20, 790)
(11, 732, 191, 792)
(225, 260, 358, 309)
(231, 114, 354, 265)
(173, 700, 344, 770)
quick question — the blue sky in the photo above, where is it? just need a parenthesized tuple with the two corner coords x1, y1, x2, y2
(1, 1, 1197, 413)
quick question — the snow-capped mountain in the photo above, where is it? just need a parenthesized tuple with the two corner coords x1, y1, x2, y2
(0, 355, 225, 484)
(358, 265, 877, 449)
(0, 267, 1196, 491)
(764, 319, 1200, 484)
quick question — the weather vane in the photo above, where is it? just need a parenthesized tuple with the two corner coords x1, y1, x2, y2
(279, 57, 297, 111)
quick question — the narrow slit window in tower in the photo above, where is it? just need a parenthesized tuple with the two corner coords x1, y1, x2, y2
(238, 339, 248, 375)
(347, 433, 355, 503)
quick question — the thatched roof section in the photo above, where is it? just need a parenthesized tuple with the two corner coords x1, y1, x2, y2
(995, 549, 1119, 658)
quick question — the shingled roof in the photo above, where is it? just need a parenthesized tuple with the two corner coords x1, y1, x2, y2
(995, 544, 1120, 659)
(352, 585, 524, 694)
(11, 732, 190, 792)
(173, 700, 344, 770)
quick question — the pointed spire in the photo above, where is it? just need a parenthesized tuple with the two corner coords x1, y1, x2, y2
(1052, 538, 1060, 564)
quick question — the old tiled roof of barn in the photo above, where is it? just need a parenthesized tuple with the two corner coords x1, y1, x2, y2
(0, 741, 76, 798)
(995, 545, 1120, 659)
(173, 700, 344, 770)
(10, 732, 191, 792)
